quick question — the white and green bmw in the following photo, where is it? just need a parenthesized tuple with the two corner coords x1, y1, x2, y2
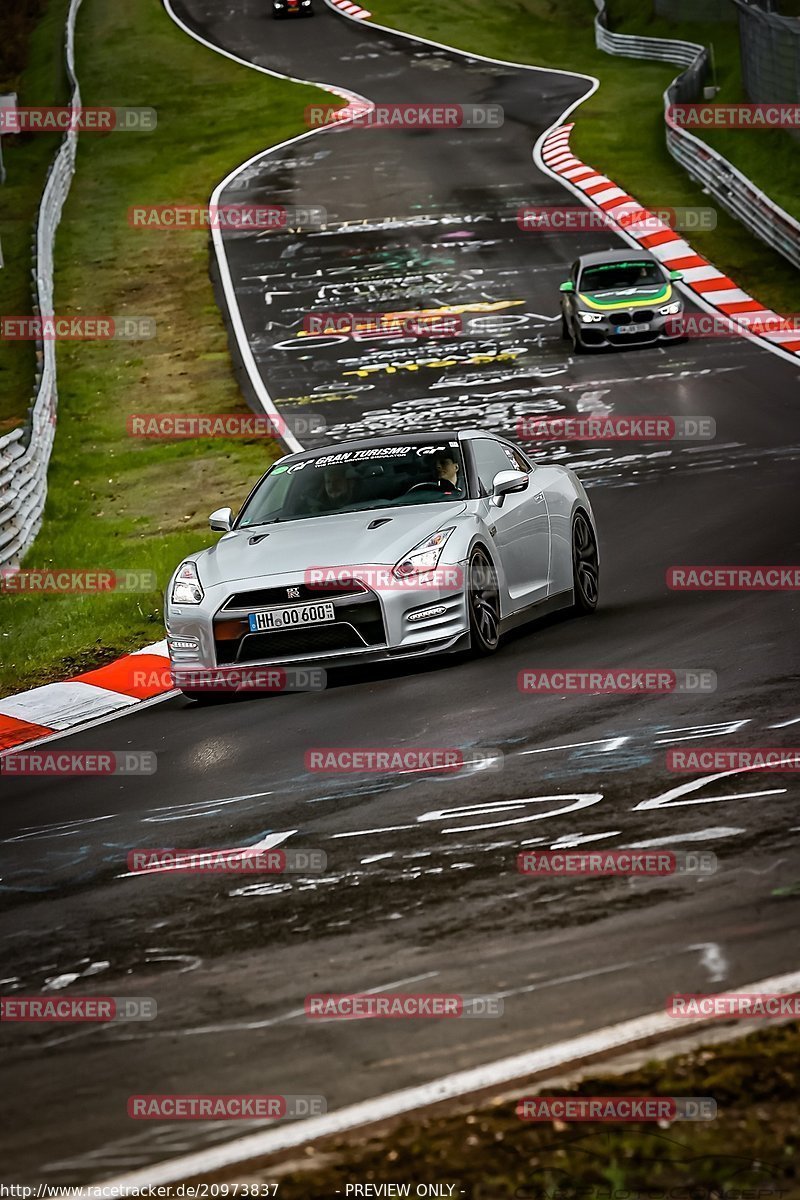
(559, 249, 685, 353)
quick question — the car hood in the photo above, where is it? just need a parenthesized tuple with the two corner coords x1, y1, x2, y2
(194, 503, 468, 586)
(578, 282, 672, 310)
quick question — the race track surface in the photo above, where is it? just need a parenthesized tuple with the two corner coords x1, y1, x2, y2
(2, 1, 799, 1182)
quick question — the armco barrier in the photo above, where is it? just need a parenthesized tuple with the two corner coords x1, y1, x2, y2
(592, 0, 800, 271)
(0, 0, 83, 566)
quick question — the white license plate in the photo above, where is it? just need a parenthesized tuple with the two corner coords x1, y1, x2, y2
(616, 322, 650, 334)
(249, 601, 335, 632)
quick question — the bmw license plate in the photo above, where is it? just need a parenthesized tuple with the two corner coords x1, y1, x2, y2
(616, 322, 650, 334)
(249, 601, 335, 632)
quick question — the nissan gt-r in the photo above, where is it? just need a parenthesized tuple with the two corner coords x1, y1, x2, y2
(165, 430, 600, 700)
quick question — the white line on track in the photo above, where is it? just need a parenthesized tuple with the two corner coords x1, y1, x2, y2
(101, 969, 800, 1187)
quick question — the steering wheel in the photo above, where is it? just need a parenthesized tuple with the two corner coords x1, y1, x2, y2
(405, 482, 443, 494)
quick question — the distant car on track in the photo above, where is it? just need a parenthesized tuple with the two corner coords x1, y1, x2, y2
(272, 0, 313, 15)
(560, 248, 684, 352)
(166, 431, 600, 700)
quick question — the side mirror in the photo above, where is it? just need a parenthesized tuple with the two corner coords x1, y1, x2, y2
(209, 507, 233, 532)
(669, 270, 683, 281)
(559, 281, 575, 293)
(491, 469, 528, 505)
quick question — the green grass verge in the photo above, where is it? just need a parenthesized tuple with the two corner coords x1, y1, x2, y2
(610, 0, 800, 226)
(361, 0, 800, 315)
(0, 0, 72, 431)
(0, 0, 323, 696)
(269, 1023, 800, 1199)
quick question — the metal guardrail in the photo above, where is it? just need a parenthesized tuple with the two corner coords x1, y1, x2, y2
(0, 0, 83, 566)
(592, 0, 800, 272)
(592, 0, 703, 64)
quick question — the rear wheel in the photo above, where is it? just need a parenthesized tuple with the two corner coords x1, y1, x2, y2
(572, 511, 599, 613)
(468, 547, 501, 655)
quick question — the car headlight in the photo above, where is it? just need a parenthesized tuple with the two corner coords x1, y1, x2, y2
(660, 301, 682, 315)
(171, 561, 204, 605)
(578, 311, 603, 324)
(393, 528, 455, 579)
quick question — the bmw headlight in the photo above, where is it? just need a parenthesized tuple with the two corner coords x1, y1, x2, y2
(171, 561, 204, 605)
(660, 301, 682, 315)
(578, 311, 603, 324)
(394, 528, 455, 579)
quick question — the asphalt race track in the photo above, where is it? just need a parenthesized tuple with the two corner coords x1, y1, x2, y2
(2, 0, 800, 1182)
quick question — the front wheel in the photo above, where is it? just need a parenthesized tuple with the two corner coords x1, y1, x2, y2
(468, 547, 501, 655)
(572, 511, 599, 613)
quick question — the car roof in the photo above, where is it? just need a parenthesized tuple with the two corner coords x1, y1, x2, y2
(577, 248, 658, 267)
(275, 429, 496, 464)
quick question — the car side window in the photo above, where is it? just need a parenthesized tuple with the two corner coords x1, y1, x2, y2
(501, 443, 531, 473)
(472, 438, 519, 498)
(571, 260, 579, 283)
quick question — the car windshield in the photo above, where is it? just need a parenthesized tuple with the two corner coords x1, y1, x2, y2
(237, 442, 467, 527)
(580, 260, 664, 293)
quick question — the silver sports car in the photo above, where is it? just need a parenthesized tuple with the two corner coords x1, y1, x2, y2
(165, 430, 599, 699)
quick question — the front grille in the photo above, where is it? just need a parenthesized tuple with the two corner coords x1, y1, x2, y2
(612, 309, 655, 325)
(223, 581, 366, 610)
(238, 625, 364, 659)
(215, 595, 386, 664)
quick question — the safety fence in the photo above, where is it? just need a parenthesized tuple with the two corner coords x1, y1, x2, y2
(592, 0, 800, 270)
(0, 0, 83, 566)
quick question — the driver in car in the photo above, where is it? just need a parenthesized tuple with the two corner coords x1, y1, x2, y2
(313, 464, 359, 512)
(433, 450, 460, 494)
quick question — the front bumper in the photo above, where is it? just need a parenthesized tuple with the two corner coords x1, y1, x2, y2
(575, 311, 684, 349)
(166, 564, 471, 679)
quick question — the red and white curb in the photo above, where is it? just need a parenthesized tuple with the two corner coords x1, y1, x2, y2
(538, 123, 800, 359)
(0, 641, 175, 753)
(329, 0, 371, 19)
